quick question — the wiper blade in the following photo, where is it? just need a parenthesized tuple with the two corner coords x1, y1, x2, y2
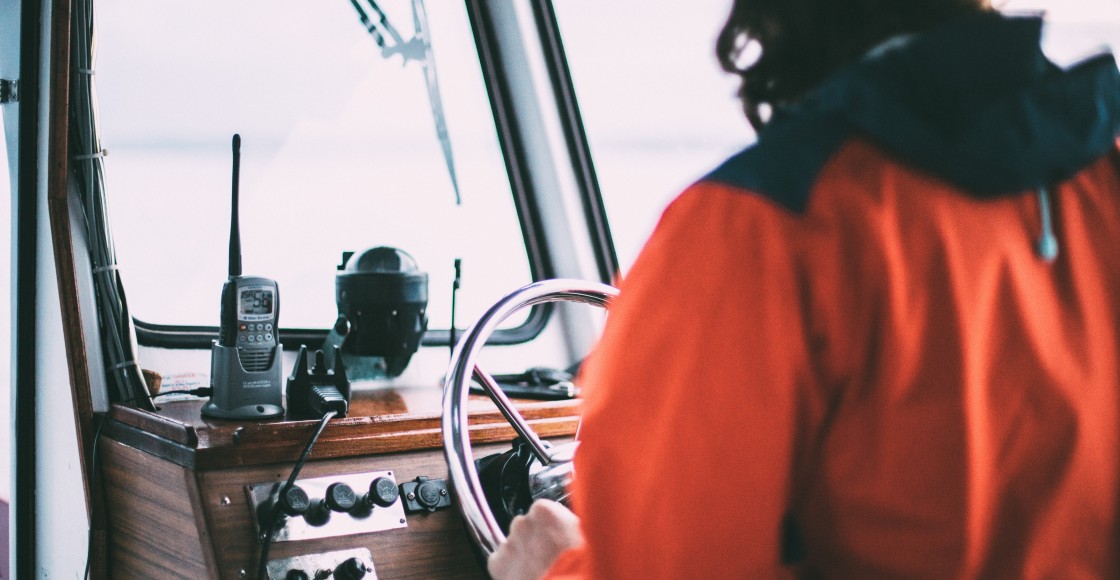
(413, 0, 460, 205)
(348, 0, 409, 56)
(349, 0, 461, 205)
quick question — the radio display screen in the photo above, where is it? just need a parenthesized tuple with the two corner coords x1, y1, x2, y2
(240, 289, 274, 316)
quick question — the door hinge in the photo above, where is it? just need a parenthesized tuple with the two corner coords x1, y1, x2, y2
(0, 79, 18, 104)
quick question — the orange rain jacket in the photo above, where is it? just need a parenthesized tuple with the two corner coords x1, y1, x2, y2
(548, 13, 1120, 578)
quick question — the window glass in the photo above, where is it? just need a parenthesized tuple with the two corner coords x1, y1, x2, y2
(554, 1, 752, 272)
(1002, 1, 1120, 64)
(555, 1, 1120, 274)
(96, 0, 530, 330)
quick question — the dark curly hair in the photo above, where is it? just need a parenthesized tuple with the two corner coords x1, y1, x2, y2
(717, 0, 992, 129)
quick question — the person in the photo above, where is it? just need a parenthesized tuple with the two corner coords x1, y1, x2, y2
(491, 0, 1120, 577)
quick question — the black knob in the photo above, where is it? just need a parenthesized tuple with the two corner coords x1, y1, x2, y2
(279, 485, 310, 517)
(334, 557, 369, 580)
(416, 480, 442, 509)
(285, 570, 311, 580)
(325, 482, 358, 512)
(367, 477, 399, 508)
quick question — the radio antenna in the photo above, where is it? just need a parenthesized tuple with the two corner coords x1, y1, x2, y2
(229, 134, 242, 278)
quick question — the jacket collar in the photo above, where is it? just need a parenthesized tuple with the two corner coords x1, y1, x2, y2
(770, 12, 1120, 195)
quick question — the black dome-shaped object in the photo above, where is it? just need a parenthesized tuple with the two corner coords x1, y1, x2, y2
(344, 246, 421, 274)
(335, 247, 428, 377)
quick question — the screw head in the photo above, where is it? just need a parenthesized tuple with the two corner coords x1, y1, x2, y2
(407, 492, 416, 501)
(220, 496, 231, 506)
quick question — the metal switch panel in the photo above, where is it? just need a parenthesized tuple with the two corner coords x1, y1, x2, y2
(247, 470, 407, 543)
(266, 547, 376, 580)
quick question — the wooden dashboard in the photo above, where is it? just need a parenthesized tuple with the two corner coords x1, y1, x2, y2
(100, 385, 579, 579)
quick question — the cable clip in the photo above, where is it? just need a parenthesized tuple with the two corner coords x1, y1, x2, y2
(72, 149, 108, 161)
(108, 360, 138, 372)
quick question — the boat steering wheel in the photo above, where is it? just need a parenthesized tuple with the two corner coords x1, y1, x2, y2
(441, 279, 618, 558)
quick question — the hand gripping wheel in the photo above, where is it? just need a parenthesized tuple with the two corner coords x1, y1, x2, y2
(441, 279, 618, 558)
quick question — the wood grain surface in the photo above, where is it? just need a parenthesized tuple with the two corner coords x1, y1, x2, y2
(106, 390, 580, 470)
(102, 437, 216, 578)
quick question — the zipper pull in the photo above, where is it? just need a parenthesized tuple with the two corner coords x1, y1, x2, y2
(1034, 186, 1059, 263)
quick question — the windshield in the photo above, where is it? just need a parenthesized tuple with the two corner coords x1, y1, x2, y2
(555, 0, 1120, 275)
(95, 0, 532, 331)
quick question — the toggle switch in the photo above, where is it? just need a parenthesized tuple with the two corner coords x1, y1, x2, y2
(279, 485, 311, 517)
(365, 476, 400, 508)
(334, 557, 370, 580)
(324, 482, 358, 512)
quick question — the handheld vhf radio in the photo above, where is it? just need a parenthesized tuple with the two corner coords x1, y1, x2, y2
(202, 135, 285, 420)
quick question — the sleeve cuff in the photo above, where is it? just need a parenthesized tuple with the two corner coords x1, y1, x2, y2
(542, 542, 587, 579)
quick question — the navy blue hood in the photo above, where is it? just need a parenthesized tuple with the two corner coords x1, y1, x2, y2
(707, 12, 1120, 213)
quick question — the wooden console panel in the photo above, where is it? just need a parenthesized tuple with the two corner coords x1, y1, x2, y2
(100, 389, 579, 579)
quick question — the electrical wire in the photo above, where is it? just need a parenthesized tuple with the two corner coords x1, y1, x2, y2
(256, 410, 337, 579)
(71, 0, 153, 410)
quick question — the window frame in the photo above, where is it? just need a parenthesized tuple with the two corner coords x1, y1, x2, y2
(126, 0, 616, 349)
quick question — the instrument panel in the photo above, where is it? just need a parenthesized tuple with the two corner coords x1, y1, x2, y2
(100, 393, 579, 578)
(246, 471, 409, 543)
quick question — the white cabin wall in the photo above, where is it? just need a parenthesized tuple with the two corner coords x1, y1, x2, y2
(34, 209, 86, 579)
(3, 0, 25, 572)
(0, 114, 11, 508)
(32, 0, 89, 575)
(0, 0, 17, 507)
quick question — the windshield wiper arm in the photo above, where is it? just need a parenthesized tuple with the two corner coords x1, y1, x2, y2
(349, 0, 462, 205)
(412, 0, 460, 205)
